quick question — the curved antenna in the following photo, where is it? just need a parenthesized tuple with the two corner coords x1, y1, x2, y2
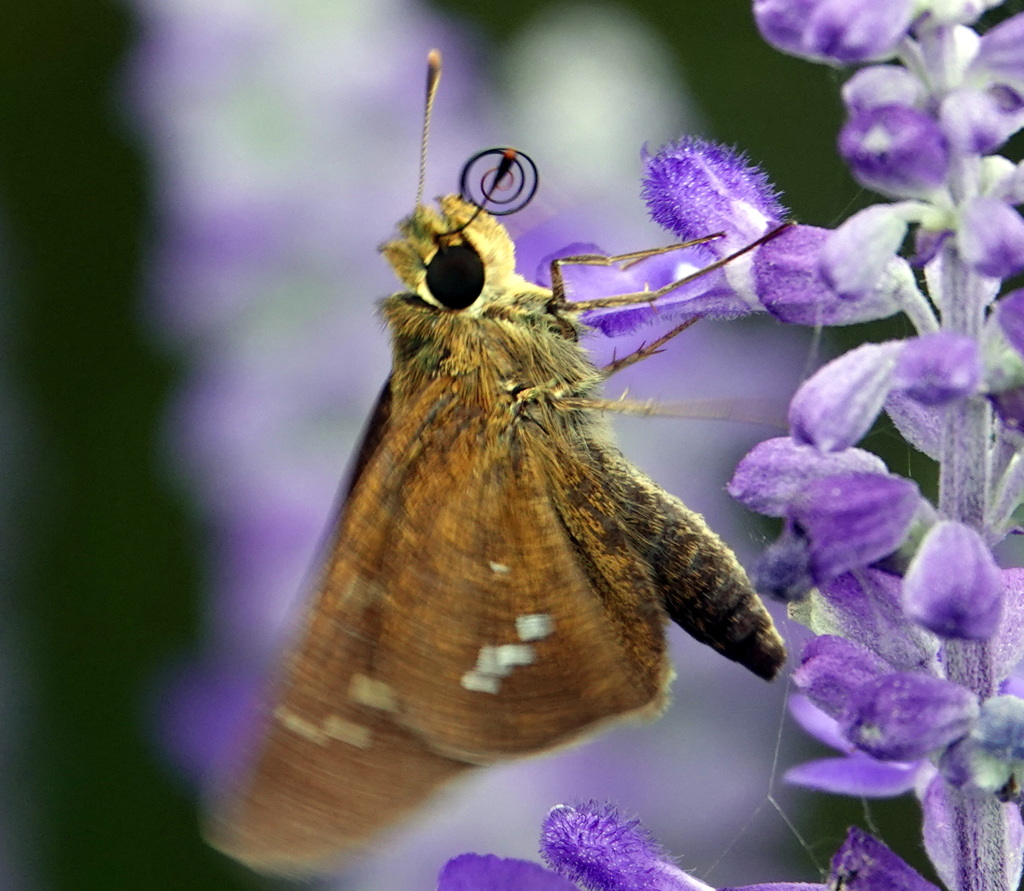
(416, 50, 443, 208)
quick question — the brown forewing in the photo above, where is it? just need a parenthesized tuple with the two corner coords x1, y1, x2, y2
(207, 377, 672, 872)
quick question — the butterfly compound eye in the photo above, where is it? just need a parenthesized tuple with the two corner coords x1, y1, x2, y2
(425, 243, 485, 309)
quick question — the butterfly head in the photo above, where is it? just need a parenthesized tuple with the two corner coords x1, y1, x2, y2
(380, 148, 540, 313)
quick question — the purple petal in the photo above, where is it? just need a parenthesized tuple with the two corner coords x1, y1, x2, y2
(958, 198, 1024, 279)
(841, 65, 925, 113)
(642, 137, 785, 250)
(438, 854, 578, 891)
(939, 88, 1023, 155)
(997, 288, 1024, 358)
(993, 569, 1024, 679)
(721, 885, 824, 891)
(729, 437, 888, 516)
(789, 342, 903, 451)
(794, 473, 921, 582)
(975, 11, 1024, 85)
(990, 387, 1024, 433)
(821, 205, 909, 299)
(816, 571, 939, 671)
(754, 0, 914, 64)
(831, 826, 940, 891)
(541, 803, 704, 891)
(840, 672, 979, 761)
(754, 224, 901, 325)
(794, 635, 891, 717)
(789, 694, 851, 750)
(752, 524, 815, 602)
(902, 521, 1003, 640)
(891, 332, 980, 405)
(784, 754, 920, 796)
(839, 105, 949, 198)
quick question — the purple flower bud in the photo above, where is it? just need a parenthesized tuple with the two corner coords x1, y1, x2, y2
(754, 224, 902, 325)
(940, 698, 1024, 802)
(793, 473, 921, 581)
(840, 672, 979, 761)
(794, 635, 891, 717)
(842, 65, 926, 114)
(839, 106, 950, 198)
(541, 803, 704, 891)
(997, 288, 1024, 357)
(991, 387, 1024, 432)
(754, 0, 914, 65)
(891, 332, 980, 405)
(437, 854, 578, 891)
(642, 138, 785, 251)
(821, 205, 910, 299)
(976, 695, 1024, 761)
(975, 11, 1024, 86)
(728, 437, 888, 516)
(958, 197, 1024, 279)
(903, 521, 1003, 640)
(789, 342, 903, 450)
(830, 827, 940, 891)
(939, 88, 1021, 155)
(752, 523, 815, 601)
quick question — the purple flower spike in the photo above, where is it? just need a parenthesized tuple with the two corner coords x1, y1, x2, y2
(840, 672, 979, 761)
(642, 137, 785, 251)
(903, 521, 1003, 640)
(891, 332, 980, 405)
(789, 342, 903, 451)
(794, 635, 891, 717)
(958, 197, 1024, 279)
(829, 827, 940, 891)
(541, 803, 708, 891)
(438, 854, 578, 891)
(839, 106, 949, 198)
(793, 473, 921, 582)
(754, 0, 914, 65)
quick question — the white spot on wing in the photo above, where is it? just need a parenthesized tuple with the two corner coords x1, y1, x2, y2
(489, 561, 511, 574)
(275, 705, 372, 748)
(516, 613, 554, 642)
(324, 715, 373, 748)
(349, 674, 399, 712)
(460, 641, 536, 694)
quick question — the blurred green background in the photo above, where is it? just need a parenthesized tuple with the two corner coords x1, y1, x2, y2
(2, 0, 1016, 888)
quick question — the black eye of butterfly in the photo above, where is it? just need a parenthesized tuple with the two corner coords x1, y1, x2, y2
(425, 243, 485, 309)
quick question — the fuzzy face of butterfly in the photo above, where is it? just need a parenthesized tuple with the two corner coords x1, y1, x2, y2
(205, 55, 785, 876)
